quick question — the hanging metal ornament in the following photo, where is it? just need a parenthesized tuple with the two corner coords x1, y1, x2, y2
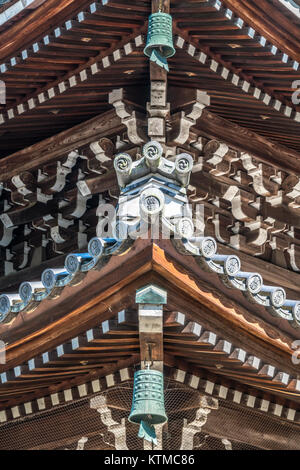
(129, 367, 168, 445)
(143, 10, 175, 71)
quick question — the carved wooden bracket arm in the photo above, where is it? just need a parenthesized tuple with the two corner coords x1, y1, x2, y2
(109, 89, 147, 145)
(168, 90, 210, 146)
(180, 395, 219, 450)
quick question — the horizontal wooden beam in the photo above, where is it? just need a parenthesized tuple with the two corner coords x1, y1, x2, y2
(196, 109, 300, 175)
(3, 102, 300, 185)
(0, 110, 123, 181)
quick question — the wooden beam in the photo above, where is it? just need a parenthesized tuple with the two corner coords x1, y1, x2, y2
(3, 87, 300, 181)
(0, 354, 139, 411)
(0, 110, 123, 182)
(196, 109, 300, 175)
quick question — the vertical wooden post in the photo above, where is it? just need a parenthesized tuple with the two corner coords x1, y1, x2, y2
(136, 284, 167, 372)
(148, 0, 171, 141)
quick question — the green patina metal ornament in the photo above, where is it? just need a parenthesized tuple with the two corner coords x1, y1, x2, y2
(135, 284, 167, 305)
(144, 12, 175, 71)
(129, 368, 168, 445)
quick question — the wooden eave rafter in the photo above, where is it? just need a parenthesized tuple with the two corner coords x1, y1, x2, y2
(2, 0, 300, 155)
(222, 0, 300, 64)
(0, 0, 92, 58)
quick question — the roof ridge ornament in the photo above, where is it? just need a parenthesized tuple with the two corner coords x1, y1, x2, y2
(114, 141, 193, 189)
(144, 11, 175, 71)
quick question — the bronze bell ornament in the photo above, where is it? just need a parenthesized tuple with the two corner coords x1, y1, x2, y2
(144, 12, 175, 71)
(129, 368, 168, 445)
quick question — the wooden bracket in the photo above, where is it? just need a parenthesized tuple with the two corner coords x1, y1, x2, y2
(109, 88, 147, 145)
(168, 88, 210, 145)
(180, 395, 219, 450)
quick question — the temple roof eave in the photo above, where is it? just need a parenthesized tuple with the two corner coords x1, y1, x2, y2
(1, 241, 300, 415)
(0, 238, 298, 372)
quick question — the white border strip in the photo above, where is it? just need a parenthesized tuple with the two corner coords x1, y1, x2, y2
(177, 35, 300, 124)
(0, 34, 144, 126)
